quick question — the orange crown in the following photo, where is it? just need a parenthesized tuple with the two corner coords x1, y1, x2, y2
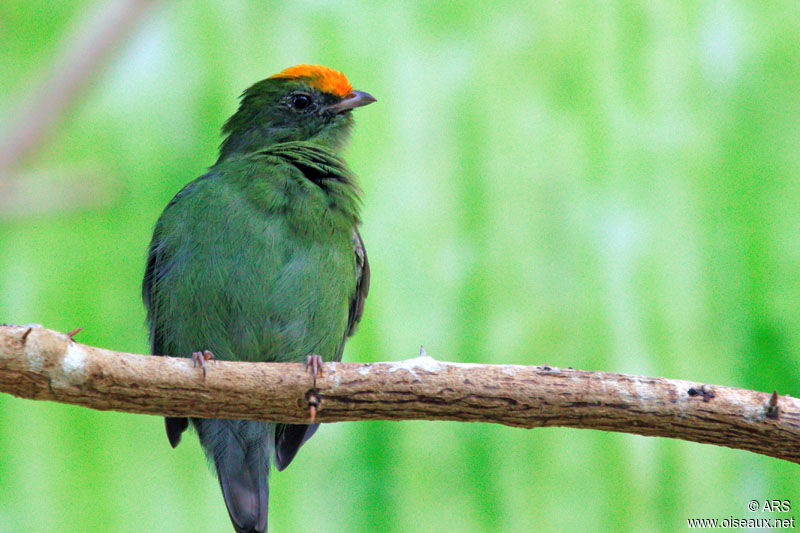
(268, 64, 353, 98)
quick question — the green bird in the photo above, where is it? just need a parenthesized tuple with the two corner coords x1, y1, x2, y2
(142, 64, 373, 533)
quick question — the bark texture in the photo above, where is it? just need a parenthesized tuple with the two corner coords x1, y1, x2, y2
(1, 324, 798, 464)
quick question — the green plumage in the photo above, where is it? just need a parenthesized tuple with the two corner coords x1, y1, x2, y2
(143, 66, 373, 533)
(146, 143, 360, 364)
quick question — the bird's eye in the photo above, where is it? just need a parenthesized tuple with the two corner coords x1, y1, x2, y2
(290, 93, 313, 111)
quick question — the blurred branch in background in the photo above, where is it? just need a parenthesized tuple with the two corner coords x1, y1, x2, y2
(0, 0, 154, 173)
(0, 166, 117, 220)
(2, 324, 798, 464)
(0, 0, 153, 217)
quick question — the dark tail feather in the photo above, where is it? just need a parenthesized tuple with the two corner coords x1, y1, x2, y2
(217, 448, 268, 533)
(274, 423, 319, 471)
(195, 419, 270, 533)
(165, 417, 188, 448)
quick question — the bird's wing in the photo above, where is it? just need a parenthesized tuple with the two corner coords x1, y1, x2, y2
(143, 177, 210, 448)
(142, 176, 208, 353)
(347, 228, 370, 338)
(142, 229, 163, 354)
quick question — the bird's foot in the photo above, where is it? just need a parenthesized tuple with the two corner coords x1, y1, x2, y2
(305, 354, 324, 385)
(192, 350, 215, 379)
(306, 390, 320, 423)
(305, 354, 324, 422)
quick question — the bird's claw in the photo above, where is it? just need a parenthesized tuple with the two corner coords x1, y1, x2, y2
(192, 350, 215, 379)
(306, 390, 321, 423)
(305, 354, 324, 385)
(305, 355, 324, 421)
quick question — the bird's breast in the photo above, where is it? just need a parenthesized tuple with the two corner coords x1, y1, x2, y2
(155, 182, 356, 364)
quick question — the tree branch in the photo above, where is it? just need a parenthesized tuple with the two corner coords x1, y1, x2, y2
(1, 324, 798, 464)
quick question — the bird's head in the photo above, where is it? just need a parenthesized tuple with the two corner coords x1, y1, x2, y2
(217, 64, 376, 162)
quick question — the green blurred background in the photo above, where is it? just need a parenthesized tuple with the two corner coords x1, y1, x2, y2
(2, 1, 799, 531)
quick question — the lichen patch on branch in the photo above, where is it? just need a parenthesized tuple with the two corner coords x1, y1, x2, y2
(62, 342, 86, 375)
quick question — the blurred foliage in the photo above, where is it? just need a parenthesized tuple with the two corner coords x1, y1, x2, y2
(2, 1, 800, 531)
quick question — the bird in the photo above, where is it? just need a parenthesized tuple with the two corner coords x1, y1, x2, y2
(142, 64, 373, 532)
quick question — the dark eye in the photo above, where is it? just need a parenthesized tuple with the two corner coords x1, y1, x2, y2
(290, 93, 313, 111)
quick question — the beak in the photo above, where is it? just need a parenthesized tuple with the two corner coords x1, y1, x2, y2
(325, 90, 377, 114)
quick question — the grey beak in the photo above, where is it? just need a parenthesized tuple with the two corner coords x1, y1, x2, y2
(325, 90, 377, 114)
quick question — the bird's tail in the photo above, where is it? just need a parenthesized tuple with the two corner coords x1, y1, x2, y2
(194, 419, 271, 533)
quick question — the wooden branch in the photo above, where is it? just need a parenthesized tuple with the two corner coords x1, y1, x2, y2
(1, 325, 798, 464)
